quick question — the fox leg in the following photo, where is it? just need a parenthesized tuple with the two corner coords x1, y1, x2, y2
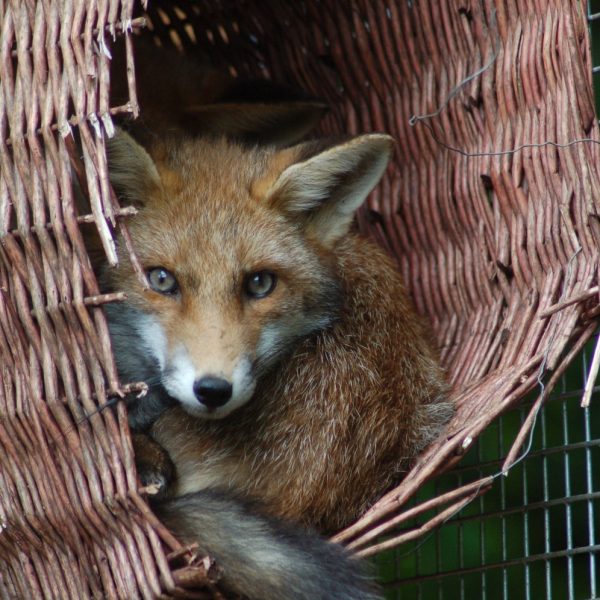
(132, 433, 175, 497)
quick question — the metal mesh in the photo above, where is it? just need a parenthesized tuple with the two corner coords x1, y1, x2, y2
(378, 341, 600, 599)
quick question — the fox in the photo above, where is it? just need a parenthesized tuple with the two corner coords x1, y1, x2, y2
(100, 125, 452, 599)
(95, 37, 452, 600)
(101, 128, 399, 600)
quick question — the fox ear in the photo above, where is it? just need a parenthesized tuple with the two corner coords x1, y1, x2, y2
(184, 100, 327, 146)
(266, 134, 393, 246)
(106, 128, 161, 205)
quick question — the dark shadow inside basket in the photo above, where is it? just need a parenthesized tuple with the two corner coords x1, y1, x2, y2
(120, 0, 600, 551)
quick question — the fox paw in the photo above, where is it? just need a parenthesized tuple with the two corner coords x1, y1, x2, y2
(138, 467, 171, 498)
(132, 433, 175, 498)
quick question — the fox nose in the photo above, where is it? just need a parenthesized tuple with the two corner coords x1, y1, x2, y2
(193, 376, 233, 409)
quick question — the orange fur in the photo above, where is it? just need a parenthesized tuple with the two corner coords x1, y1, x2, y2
(151, 234, 451, 531)
(103, 131, 452, 532)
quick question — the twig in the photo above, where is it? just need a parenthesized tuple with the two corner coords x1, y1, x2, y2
(4, 104, 133, 147)
(166, 543, 200, 564)
(354, 489, 485, 559)
(539, 286, 599, 318)
(582, 334, 600, 408)
(344, 476, 494, 552)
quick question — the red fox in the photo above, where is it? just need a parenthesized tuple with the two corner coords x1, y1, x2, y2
(102, 124, 451, 598)
(97, 38, 452, 600)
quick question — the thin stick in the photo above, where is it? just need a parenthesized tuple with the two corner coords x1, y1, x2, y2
(539, 287, 599, 318)
(4, 104, 134, 147)
(582, 334, 600, 408)
(503, 322, 597, 470)
(354, 490, 485, 558)
(344, 476, 494, 551)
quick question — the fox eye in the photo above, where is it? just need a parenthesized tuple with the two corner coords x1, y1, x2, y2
(147, 267, 178, 295)
(244, 271, 277, 299)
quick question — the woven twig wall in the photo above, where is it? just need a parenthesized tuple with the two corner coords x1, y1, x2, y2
(0, 1, 190, 597)
(1, 0, 600, 598)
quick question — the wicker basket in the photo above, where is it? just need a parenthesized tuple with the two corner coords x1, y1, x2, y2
(1, 0, 599, 597)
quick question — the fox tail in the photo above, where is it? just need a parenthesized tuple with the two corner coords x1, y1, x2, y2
(154, 490, 381, 600)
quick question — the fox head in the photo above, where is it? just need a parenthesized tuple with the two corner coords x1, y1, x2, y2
(104, 128, 393, 419)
